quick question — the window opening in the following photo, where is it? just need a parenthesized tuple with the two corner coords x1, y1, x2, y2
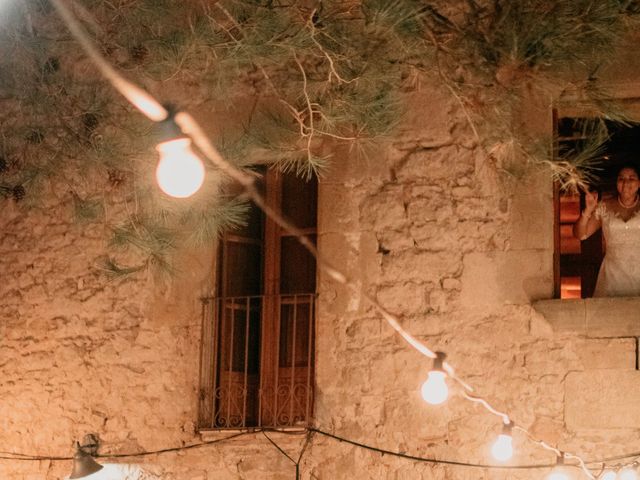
(555, 116, 640, 298)
(199, 169, 317, 429)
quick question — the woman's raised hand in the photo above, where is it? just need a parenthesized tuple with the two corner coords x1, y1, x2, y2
(584, 190, 598, 216)
(574, 189, 600, 240)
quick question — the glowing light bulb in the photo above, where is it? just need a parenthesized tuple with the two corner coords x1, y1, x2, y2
(619, 468, 638, 480)
(421, 351, 449, 405)
(600, 470, 617, 480)
(547, 469, 571, 480)
(155, 137, 205, 198)
(491, 433, 513, 461)
(547, 456, 572, 480)
(421, 370, 448, 405)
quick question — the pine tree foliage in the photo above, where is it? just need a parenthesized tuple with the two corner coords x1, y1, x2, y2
(72, 192, 104, 222)
(426, 1, 627, 80)
(419, 0, 639, 190)
(0, 0, 638, 275)
(549, 118, 610, 192)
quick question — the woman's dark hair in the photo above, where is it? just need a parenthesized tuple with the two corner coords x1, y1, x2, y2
(593, 159, 640, 196)
(616, 163, 640, 178)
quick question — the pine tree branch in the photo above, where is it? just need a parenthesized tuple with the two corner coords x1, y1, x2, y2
(306, 9, 356, 85)
(293, 51, 316, 165)
(425, 26, 482, 144)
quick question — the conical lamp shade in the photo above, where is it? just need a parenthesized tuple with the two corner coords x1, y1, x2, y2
(69, 449, 103, 479)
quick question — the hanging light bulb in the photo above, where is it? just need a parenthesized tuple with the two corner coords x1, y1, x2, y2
(547, 470, 572, 480)
(547, 455, 572, 480)
(491, 421, 514, 462)
(618, 468, 638, 480)
(600, 470, 617, 480)
(154, 112, 205, 198)
(156, 137, 205, 198)
(421, 352, 448, 405)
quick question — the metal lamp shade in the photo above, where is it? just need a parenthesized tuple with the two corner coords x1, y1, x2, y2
(69, 449, 103, 479)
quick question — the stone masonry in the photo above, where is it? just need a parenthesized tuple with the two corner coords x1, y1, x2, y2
(3, 35, 640, 480)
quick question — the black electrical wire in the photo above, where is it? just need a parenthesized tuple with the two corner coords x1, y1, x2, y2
(0, 453, 71, 461)
(0, 430, 253, 461)
(0, 428, 309, 461)
(262, 431, 297, 465)
(293, 431, 313, 480)
(261, 430, 314, 480)
(308, 428, 640, 471)
(309, 428, 556, 470)
(2, 426, 639, 472)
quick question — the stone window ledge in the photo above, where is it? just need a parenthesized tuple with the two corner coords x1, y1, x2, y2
(534, 297, 640, 337)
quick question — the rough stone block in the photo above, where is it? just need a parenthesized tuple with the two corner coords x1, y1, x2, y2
(359, 186, 408, 231)
(395, 145, 475, 183)
(406, 196, 450, 224)
(409, 222, 460, 252)
(574, 338, 636, 370)
(585, 297, 640, 337)
(508, 193, 554, 251)
(376, 229, 415, 252)
(565, 370, 640, 429)
(392, 89, 456, 147)
(381, 249, 462, 284)
(533, 299, 586, 335)
(318, 182, 361, 233)
(376, 282, 427, 316)
(318, 143, 392, 186)
(460, 250, 553, 308)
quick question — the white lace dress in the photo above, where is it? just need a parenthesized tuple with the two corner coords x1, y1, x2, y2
(593, 201, 640, 297)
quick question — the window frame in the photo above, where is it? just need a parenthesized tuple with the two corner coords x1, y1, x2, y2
(198, 169, 318, 430)
(552, 85, 640, 299)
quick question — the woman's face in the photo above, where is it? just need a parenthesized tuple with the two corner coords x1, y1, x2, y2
(617, 167, 640, 198)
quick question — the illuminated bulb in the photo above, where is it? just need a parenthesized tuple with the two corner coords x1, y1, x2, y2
(547, 456, 572, 480)
(491, 433, 513, 461)
(600, 470, 617, 480)
(421, 352, 449, 405)
(547, 469, 572, 480)
(421, 370, 448, 405)
(155, 137, 205, 198)
(618, 468, 638, 480)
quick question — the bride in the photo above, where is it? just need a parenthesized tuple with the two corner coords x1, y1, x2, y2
(574, 165, 640, 297)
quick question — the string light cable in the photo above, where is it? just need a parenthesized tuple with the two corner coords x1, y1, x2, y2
(261, 430, 313, 480)
(0, 431, 254, 461)
(3, 427, 640, 475)
(0, 430, 309, 479)
(34, 1, 640, 479)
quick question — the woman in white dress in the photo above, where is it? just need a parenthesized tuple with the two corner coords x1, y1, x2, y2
(574, 165, 640, 297)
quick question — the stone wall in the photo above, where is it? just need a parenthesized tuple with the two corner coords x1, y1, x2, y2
(3, 51, 640, 480)
(0, 191, 209, 478)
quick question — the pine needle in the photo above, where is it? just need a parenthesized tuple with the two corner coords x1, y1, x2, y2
(72, 193, 104, 223)
(183, 197, 251, 247)
(2, 0, 639, 278)
(97, 256, 147, 278)
(549, 118, 609, 192)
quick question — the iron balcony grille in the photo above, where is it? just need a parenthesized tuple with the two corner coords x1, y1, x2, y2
(198, 294, 315, 429)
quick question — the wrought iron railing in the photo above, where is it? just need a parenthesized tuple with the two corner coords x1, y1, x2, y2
(198, 294, 315, 429)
